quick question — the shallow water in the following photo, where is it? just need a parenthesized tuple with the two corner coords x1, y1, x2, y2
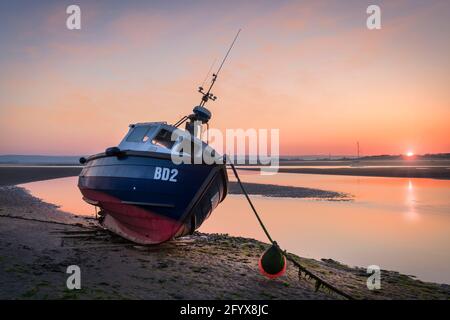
(19, 171, 450, 284)
(237, 165, 450, 169)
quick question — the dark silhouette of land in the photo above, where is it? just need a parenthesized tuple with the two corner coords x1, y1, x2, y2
(247, 164, 450, 180)
(0, 166, 83, 186)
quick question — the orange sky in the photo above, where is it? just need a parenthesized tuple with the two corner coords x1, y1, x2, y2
(0, 0, 449, 156)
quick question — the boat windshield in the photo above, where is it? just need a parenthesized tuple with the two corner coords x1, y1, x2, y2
(152, 129, 176, 149)
(126, 125, 158, 143)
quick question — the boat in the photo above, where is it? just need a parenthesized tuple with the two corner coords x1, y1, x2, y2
(77, 31, 240, 244)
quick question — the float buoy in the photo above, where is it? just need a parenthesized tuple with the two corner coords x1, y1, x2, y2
(258, 243, 286, 279)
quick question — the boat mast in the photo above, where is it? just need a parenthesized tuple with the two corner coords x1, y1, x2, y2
(198, 29, 241, 107)
(174, 29, 241, 128)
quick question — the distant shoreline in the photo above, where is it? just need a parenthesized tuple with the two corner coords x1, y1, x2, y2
(0, 166, 83, 186)
(2, 160, 449, 185)
(1, 153, 450, 168)
(241, 166, 450, 180)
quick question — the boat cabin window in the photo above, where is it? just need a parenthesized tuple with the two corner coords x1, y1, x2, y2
(126, 125, 157, 143)
(152, 129, 176, 149)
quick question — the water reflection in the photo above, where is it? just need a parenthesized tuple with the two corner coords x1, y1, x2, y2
(19, 173, 450, 284)
(19, 177, 95, 217)
(405, 180, 418, 221)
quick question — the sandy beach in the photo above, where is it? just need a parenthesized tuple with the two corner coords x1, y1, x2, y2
(265, 167, 450, 179)
(244, 159, 450, 180)
(0, 167, 449, 300)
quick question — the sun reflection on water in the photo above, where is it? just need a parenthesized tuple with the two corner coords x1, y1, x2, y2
(405, 179, 419, 221)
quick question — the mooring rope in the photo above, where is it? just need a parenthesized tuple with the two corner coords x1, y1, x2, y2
(227, 159, 354, 300)
(0, 213, 96, 229)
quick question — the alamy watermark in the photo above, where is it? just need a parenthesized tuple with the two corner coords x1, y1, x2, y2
(66, 265, 81, 290)
(66, 5, 81, 30)
(66, 4, 382, 31)
(168, 122, 280, 174)
(366, 265, 381, 290)
(367, 5, 382, 30)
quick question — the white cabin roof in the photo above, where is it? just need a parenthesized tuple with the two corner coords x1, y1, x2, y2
(118, 122, 214, 157)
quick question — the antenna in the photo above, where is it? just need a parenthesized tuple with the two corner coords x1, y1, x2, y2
(173, 29, 241, 128)
(198, 29, 241, 107)
(357, 141, 360, 159)
(200, 59, 217, 88)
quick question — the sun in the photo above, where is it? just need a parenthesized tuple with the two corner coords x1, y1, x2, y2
(406, 151, 414, 157)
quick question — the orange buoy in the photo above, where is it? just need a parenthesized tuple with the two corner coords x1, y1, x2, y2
(258, 243, 286, 279)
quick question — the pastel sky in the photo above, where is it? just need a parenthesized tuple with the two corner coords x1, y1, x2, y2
(0, 0, 449, 156)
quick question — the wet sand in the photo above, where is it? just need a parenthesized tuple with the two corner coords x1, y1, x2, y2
(244, 166, 450, 180)
(228, 182, 348, 199)
(276, 159, 450, 167)
(0, 167, 449, 299)
(1, 186, 449, 299)
(0, 166, 83, 186)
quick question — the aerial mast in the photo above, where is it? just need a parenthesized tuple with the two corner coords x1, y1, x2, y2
(197, 29, 241, 107)
(357, 141, 360, 160)
(174, 29, 241, 128)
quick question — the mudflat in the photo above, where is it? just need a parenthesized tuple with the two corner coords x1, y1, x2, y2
(0, 167, 449, 299)
(243, 165, 450, 179)
(1, 186, 449, 299)
(0, 166, 83, 186)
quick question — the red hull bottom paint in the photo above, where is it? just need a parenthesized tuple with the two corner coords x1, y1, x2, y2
(101, 214, 183, 245)
(80, 188, 184, 244)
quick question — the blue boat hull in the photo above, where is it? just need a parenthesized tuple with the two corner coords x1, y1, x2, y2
(78, 151, 227, 244)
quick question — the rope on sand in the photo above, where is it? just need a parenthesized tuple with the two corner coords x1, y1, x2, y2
(228, 159, 354, 300)
(0, 213, 95, 229)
